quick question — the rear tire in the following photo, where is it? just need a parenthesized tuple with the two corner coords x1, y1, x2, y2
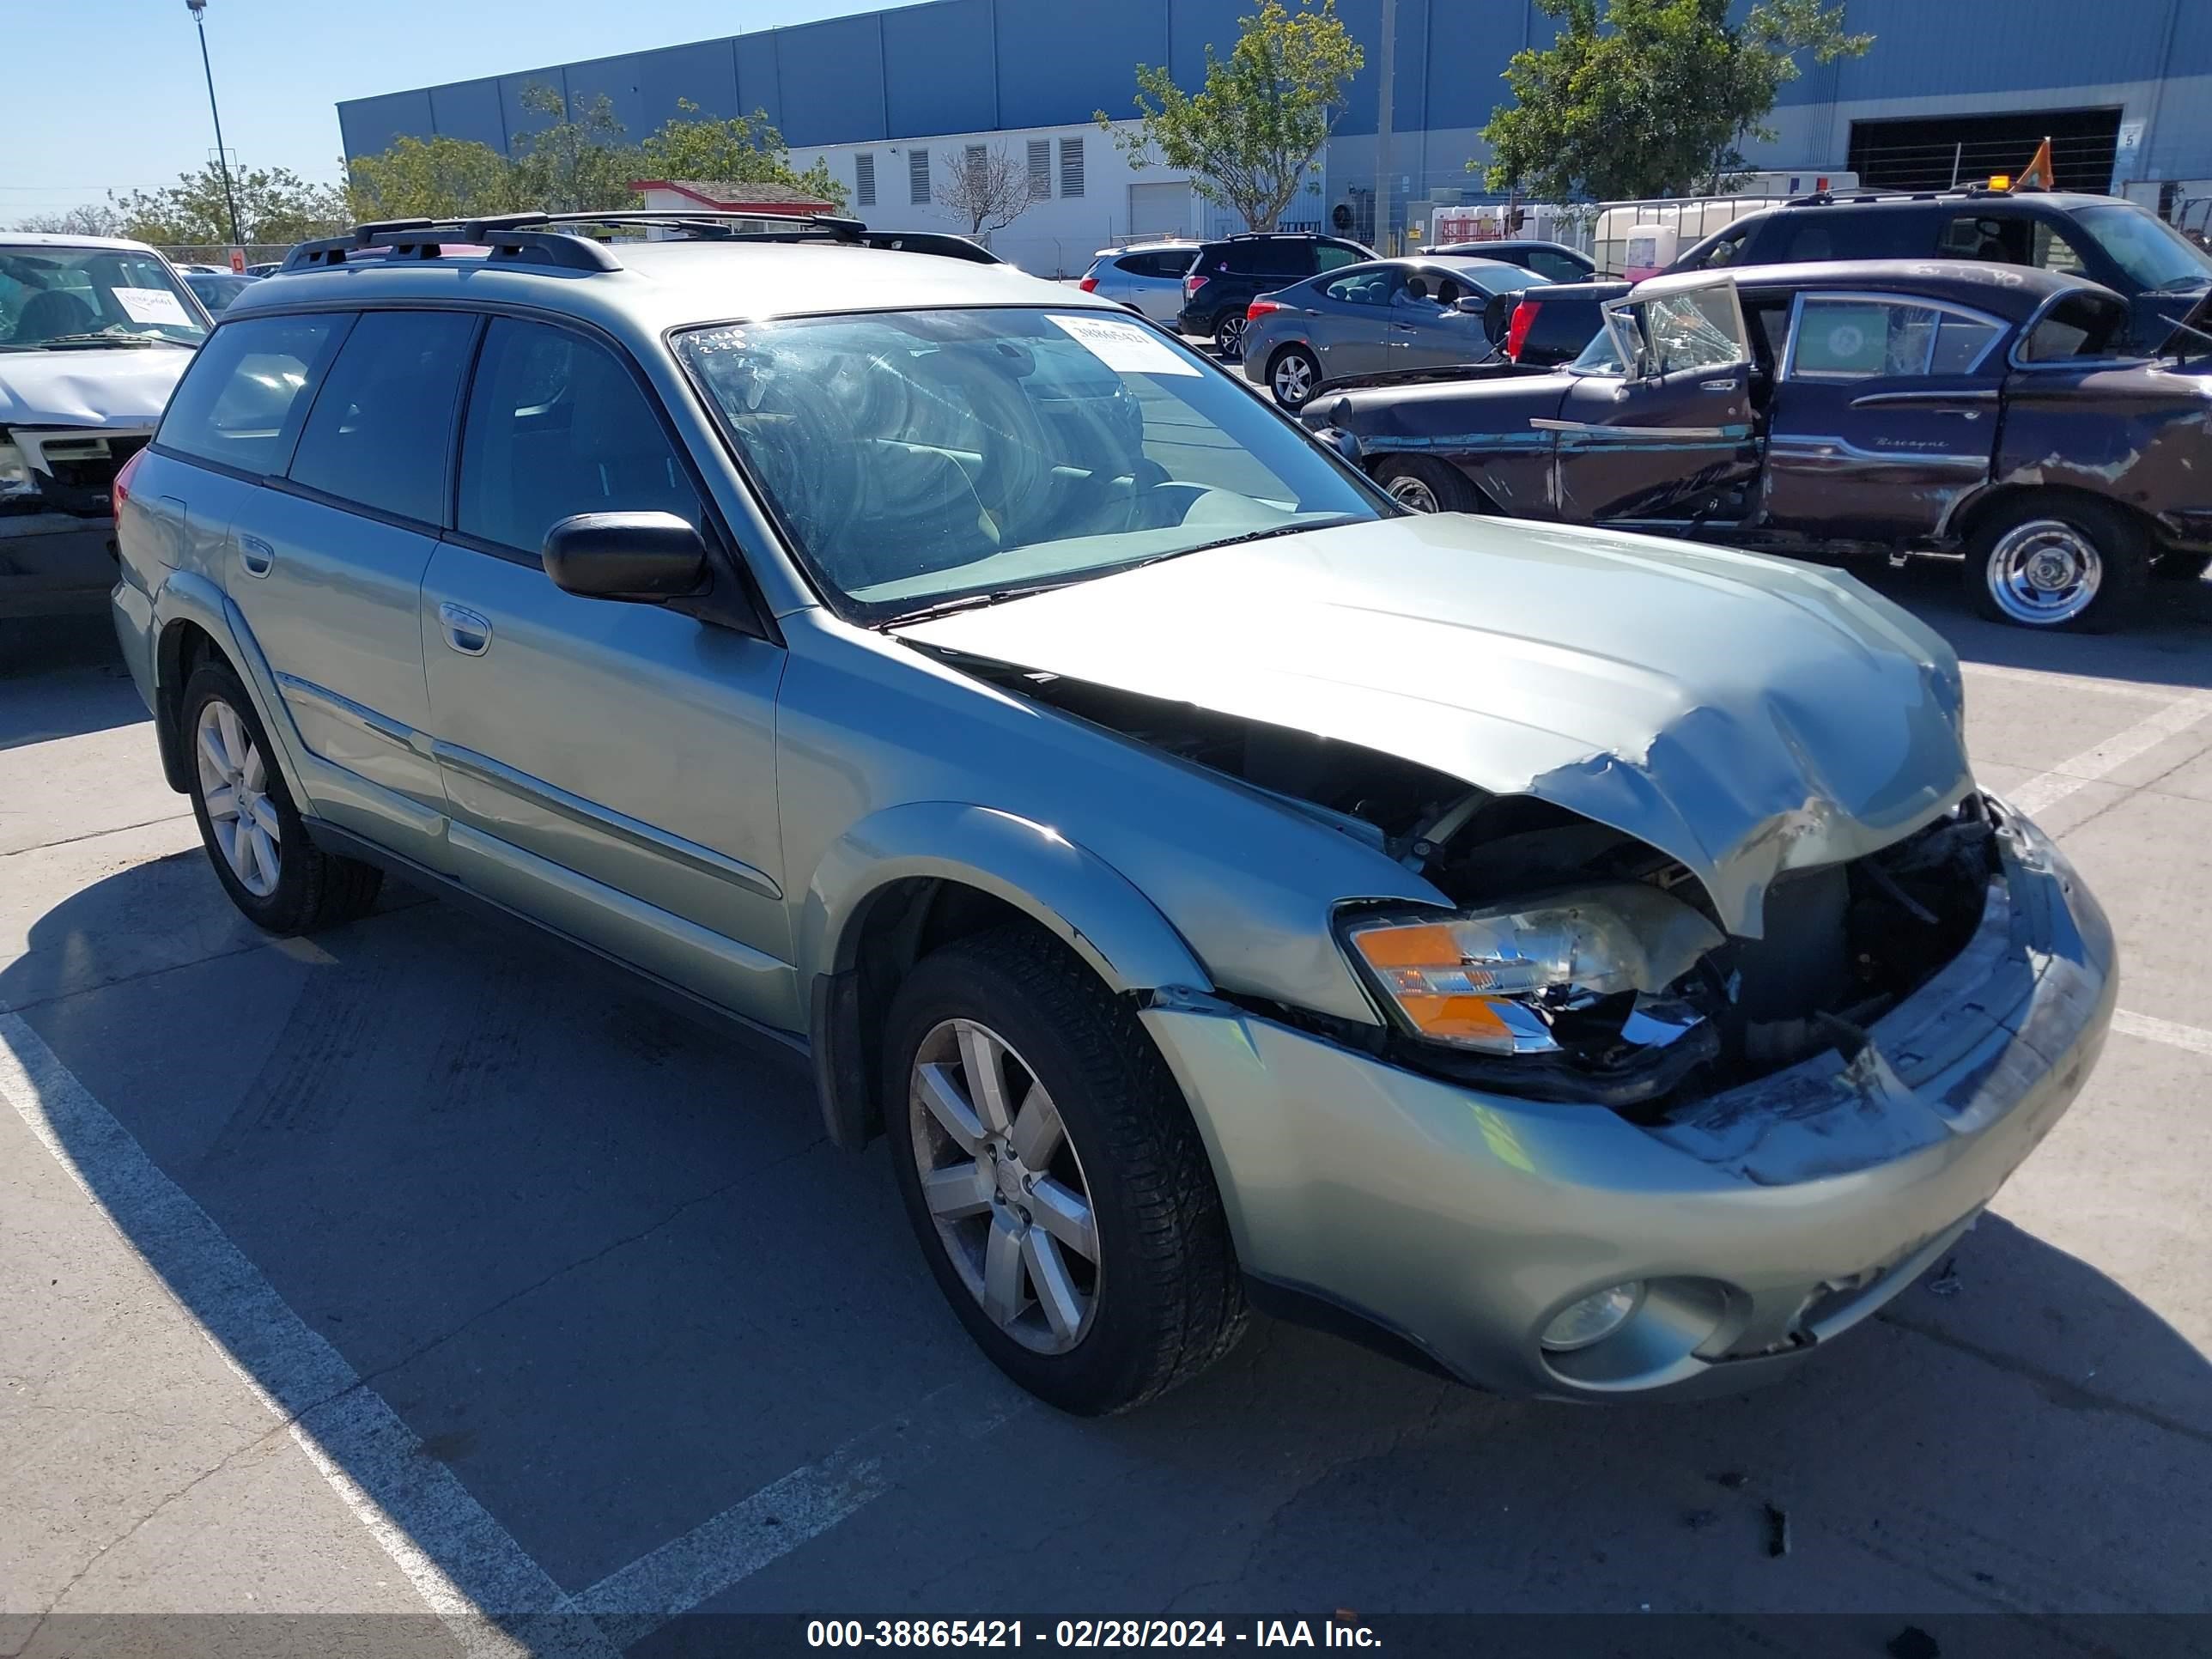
(182, 662, 383, 934)
(1211, 313, 1249, 363)
(884, 927, 1246, 1415)
(1963, 495, 2148, 632)
(1267, 345, 1321, 409)
(1370, 454, 1480, 515)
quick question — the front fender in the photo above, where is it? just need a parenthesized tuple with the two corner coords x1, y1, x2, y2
(799, 801, 1212, 997)
(150, 569, 311, 806)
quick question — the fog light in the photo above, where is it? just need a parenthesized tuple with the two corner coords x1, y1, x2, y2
(1540, 1282, 1644, 1352)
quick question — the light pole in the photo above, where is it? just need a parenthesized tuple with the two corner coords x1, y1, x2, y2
(1373, 0, 1395, 255)
(185, 0, 246, 252)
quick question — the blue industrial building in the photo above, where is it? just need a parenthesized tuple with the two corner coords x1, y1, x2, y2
(338, 0, 2212, 257)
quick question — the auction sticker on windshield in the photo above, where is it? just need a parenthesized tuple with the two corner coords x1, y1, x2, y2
(113, 287, 193, 327)
(1049, 313, 1200, 376)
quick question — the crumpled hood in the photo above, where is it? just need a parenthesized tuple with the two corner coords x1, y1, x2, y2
(0, 347, 191, 429)
(895, 514, 1972, 936)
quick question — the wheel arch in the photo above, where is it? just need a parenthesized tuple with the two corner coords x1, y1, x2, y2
(150, 573, 308, 804)
(799, 804, 1212, 1152)
(1945, 481, 2160, 551)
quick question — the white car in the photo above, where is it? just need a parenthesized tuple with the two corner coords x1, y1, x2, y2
(1078, 241, 1199, 324)
(0, 234, 210, 618)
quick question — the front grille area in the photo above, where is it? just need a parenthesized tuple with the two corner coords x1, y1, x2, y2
(20, 432, 150, 516)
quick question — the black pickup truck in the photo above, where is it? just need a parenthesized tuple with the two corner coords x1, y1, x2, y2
(1504, 187, 2212, 366)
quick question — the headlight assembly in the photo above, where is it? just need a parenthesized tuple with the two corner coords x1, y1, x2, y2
(0, 443, 40, 501)
(1344, 882, 1723, 1058)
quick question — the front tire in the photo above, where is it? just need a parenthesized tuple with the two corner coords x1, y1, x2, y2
(1965, 496, 2147, 631)
(1267, 345, 1321, 409)
(183, 662, 383, 934)
(1370, 454, 1480, 514)
(884, 927, 1246, 1415)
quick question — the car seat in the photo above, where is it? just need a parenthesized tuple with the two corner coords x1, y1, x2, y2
(10, 289, 95, 343)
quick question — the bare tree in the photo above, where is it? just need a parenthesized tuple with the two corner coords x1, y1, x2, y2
(13, 203, 129, 238)
(936, 143, 1033, 237)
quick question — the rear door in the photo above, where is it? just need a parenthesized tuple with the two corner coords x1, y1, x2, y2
(1551, 281, 1762, 525)
(418, 315, 795, 1030)
(207, 308, 477, 866)
(1759, 291, 2005, 545)
(1309, 265, 1402, 378)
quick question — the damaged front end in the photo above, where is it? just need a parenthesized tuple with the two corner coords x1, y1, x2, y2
(940, 656, 2000, 1117)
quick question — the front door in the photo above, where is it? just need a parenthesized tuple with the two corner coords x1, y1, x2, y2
(1390, 272, 1496, 370)
(419, 316, 797, 1032)
(1551, 282, 1761, 524)
(1759, 292, 2004, 546)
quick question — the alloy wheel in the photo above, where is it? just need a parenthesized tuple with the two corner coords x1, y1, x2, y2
(908, 1018, 1100, 1355)
(1387, 473, 1441, 514)
(196, 698, 281, 897)
(1272, 353, 1315, 406)
(1987, 518, 2103, 626)
(1214, 315, 1248, 362)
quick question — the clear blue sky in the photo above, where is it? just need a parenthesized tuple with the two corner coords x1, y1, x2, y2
(5, 0, 862, 222)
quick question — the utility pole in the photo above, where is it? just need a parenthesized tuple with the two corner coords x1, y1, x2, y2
(1373, 0, 1395, 254)
(185, 0, 246, 252)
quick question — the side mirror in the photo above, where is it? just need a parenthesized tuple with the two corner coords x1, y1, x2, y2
(1454, 295, 1485, 314)
(543, 512, 709, 603)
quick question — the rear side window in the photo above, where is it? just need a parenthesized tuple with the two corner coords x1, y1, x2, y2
(1128, 250, 1193, 279)
(1528, 249, 1588, 282)
(1316, 242, 1364, 272)
(287, 311, 477, 526)
(1229, 240, 1308, 276)
(155, 313, 343, 475)
(458, 318, 702, 557)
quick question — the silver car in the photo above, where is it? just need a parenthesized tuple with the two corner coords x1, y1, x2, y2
(1079, 241, 1198, 323)
(1243, 257, 1553, 407)
(111, 212, 2114, 1415)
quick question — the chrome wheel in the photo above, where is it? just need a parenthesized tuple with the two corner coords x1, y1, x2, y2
(1987, 518, 2103, 626)
(908, 1018, 1099, 1355)
(196, 697, 280, 897)
(1271, 352, 1316, 406)
(1387, 473, 1441, 514)
(1213, 315, 1248, 363)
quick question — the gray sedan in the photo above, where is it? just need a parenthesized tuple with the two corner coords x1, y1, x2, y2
(1243, 257, 1553, 407)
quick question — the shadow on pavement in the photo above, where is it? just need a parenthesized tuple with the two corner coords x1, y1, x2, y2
(7, 854, 2211, 1636)
(0, 616, 145, 750)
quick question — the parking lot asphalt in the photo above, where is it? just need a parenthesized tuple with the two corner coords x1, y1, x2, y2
(3, 568, 2211, 1658)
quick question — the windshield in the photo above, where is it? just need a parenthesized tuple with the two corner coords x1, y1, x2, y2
(0, 244, 209, 350)
(674, 308, 1382, 622)
(2072, 204, 2212, 292)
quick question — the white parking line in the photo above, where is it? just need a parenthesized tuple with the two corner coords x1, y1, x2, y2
(2005, 690, 2212, 817)
(1, 1012, 1011, 1653)
(0, 1012, 599, 1659)
(566, 1387, 1024, 1648)
(2111, 1008, 2212, 1059)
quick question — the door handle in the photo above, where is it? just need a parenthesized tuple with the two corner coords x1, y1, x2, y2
(437, 601, 492, 656)
(1699, 378, 1738, 392)
(238, 534, 274, 578)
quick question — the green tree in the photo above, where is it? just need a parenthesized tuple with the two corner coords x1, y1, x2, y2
(510, 82, 639, 214)
(1099, 0, 1363, 234)
(1477, 0, 1872, 203)
(111, 162, 348, 245)
(346, 134, 528, 222)
(638, 100, 848, 210)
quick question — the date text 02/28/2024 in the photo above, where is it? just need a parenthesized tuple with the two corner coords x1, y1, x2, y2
(805, 1619, 1382, 1648)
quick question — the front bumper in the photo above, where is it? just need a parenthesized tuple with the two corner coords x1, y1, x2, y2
(1141, 806, 2115, 1401)
(0, 514, 118, 618)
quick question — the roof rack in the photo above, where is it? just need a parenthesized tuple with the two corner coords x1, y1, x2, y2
(280, 210, 1003, 274)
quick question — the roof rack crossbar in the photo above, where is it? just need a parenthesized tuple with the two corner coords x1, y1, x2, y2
(279, 210, 1001, 273)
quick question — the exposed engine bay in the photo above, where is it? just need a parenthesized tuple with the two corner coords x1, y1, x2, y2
(949, 657, 1997, 1115)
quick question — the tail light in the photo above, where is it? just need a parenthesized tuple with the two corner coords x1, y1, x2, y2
(1185, 272, 1209, 298)
(1505, 298, 1540, 362)
(1247, 298, 1285, 320)
(1078, 275, 1099, 292)
(112, 446, 147, 513)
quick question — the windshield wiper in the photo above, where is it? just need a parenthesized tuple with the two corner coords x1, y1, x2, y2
(879, 580, 1080, 627)
(1182, 518, 1355, 555)
(32, 332, 192, 349)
